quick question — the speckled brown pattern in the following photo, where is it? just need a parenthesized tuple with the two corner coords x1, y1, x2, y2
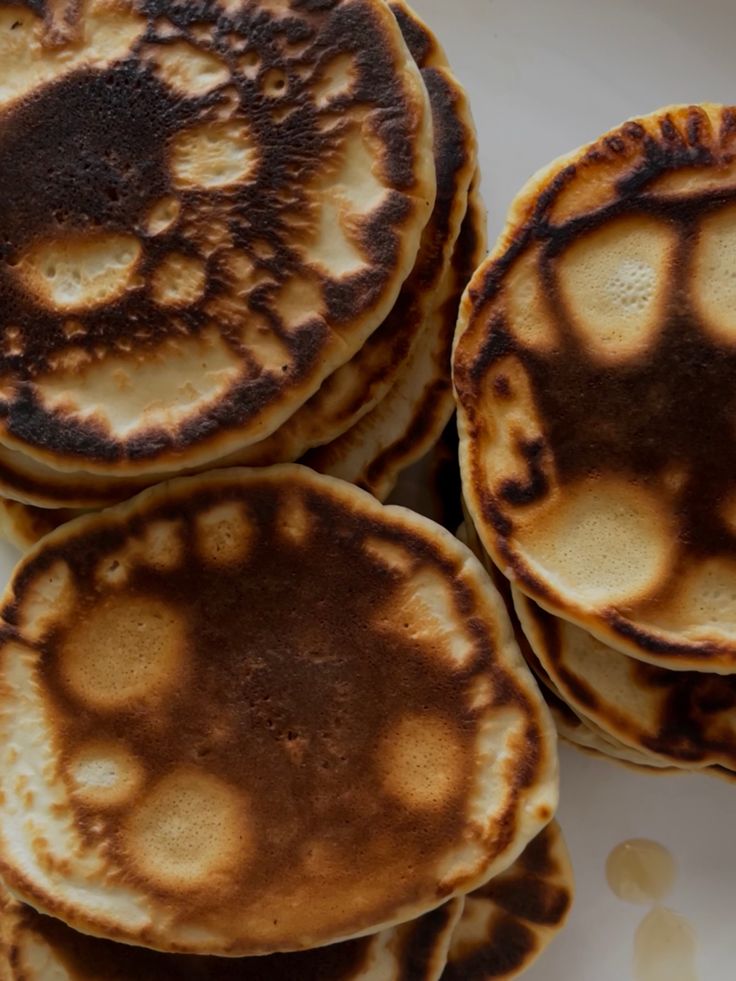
(0, 0, 434, 474)
(455, 103, 736, 670)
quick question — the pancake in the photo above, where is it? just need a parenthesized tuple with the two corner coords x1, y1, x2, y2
(0, 499, 83, 552)
(0, 1, 471, 509)
(0, 0, 435, 476)
(553, 705, 678, 772)
(307, 174, 486, 499)
(0, 465, 557, 955)
(442, 821, 573, 981)
(454, 102, 736, 671)
(513, 588, 736, 771)
(179, 1, 476, 470)
(0, 887, 462, 981)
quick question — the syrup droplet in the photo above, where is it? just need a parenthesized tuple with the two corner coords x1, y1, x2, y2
(634, 906, 698, 981)
(606, 838, 677, 905)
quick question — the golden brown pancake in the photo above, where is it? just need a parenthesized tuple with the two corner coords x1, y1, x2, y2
(513, 588, 736, 772)
(307, 174, 486, 499)
(442, 821, 573, 981)
(0, 886, 463, 980)
(0, 465, 557, 955)
(0, 0, 435, 476)
(455, 103, 736, 671)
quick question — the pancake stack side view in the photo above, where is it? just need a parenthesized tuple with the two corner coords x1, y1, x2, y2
(454, 102, 736, 778)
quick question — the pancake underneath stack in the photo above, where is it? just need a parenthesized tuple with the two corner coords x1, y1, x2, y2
(0, 0, 478, 514)
(0, 822, 572, 980)
(454, 103, 736, 778)
(0, 465, 558, 960)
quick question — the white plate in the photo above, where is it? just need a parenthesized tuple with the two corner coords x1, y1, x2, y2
(408, 0, 736, 977)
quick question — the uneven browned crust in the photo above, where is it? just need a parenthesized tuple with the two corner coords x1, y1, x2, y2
(0, 0, 434, 475)
(0, 465, 556, 955)
(515, 591, 736, 770)
(232, 24, 477, 465)
(442, 822, 573, 981)
(0, 886, 461, 980)
(455, 103, 736, 670)
(306, 173, 486, 498)
(0, 499, 83, 551)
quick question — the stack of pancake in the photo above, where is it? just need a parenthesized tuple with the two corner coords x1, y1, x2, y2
(455, 102, 736, 780)
(0, 0, 482, 538)
(0, 3, 576, 976)
(0, 464, 567, 978)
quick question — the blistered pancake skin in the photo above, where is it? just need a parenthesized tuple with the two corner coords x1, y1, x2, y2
(0, 466, 556, 955)
(0, 0, 435, 475)
(455, 103, 736, 670)
(514, 589, 736, 771)
(229, 24, 477, 467)
(307, 173, 486, 499)
(0, 887, 462, 980)
(443, 821, 572, 981)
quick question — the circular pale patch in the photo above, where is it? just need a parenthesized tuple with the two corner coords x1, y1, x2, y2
(59, 594, 187, 710)
(126, 769, 248, 893)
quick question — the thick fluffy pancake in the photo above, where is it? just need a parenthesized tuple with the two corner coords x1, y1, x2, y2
(0, 465, 557, 955)
(455, 103, 736, 671)
(513, 588, 736, 771)
(442, 821, 573, 981)
(307, 174, 486, 499)
(0, 0, 435, 475)
(0, 887, 462, 981)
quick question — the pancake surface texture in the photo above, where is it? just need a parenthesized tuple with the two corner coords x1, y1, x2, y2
(0, 885, 462, 980)
(442, 821, 573, 981)
(454, 103, 736, 671)
(0, 0, 435, 475)
(0, 466, 557, 955)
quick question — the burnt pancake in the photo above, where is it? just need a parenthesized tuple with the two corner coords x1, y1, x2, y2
(455, 103, 736, 671)
(307, 173, 486, 499)
(0, 173, 482, 521)
(0, 886, 462, 980)
(0, 465, 557, 955)
(0, 0, 435, 475)
(221, 0, 476, 467)
(442, 821, 573, 981)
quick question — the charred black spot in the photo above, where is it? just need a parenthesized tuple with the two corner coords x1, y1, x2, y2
(499, 438, 549, 507)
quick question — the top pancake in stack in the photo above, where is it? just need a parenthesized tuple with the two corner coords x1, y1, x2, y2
(0, 465, 557, 956)
(0, 0, 440, 492)
(455, 103, 736, 672)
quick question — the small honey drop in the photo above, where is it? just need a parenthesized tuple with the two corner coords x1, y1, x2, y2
(605, 838, 677, 905)
(633, 906, 698, 981)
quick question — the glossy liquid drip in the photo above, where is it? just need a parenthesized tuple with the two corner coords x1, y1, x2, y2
(606, 838, 699, 981)
(605, 839, 677, 905)
(634, 906, 698, 981)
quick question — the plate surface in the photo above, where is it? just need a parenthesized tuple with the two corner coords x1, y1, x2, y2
(410, 0, 736, 977)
